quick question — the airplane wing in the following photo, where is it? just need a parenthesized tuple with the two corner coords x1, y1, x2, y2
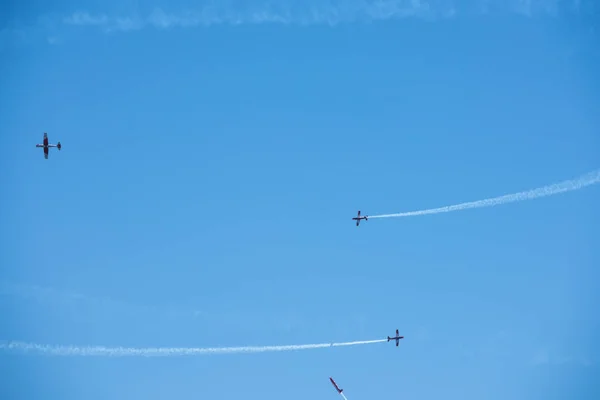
(356, 220, 360, 226)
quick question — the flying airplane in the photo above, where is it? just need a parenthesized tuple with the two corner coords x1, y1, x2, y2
(35, 132, 61, 159)
(329, 377, 343, 394)
(352, 210, 368, 226)
(387, 329, 404, 346)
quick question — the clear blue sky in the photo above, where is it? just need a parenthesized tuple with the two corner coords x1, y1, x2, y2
(1, 1, 599, 399)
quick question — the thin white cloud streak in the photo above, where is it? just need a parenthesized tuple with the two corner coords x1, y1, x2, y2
(58, 0, 591, 32)
(63, 0, 440, 31)
(0, 339, 386, 357)
(0, 0, 592, 47)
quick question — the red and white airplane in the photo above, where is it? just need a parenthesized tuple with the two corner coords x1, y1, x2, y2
(329, 377, 343, 394)
(36, 132, 61, 159)
(352, 210, 368, 227)
(387, 329, 404, 347)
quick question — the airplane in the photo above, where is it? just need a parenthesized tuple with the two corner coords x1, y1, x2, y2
(387, 329, 404, 347)
(329, 377, 343, 394)
(352, 210, 368, 226)
(35, 132, 61, 159)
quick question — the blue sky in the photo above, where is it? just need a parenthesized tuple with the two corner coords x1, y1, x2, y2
(1, 0, 599, 399)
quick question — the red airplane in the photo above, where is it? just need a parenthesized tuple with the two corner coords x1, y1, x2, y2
(35, 132, 61, 159)
(329, 377, 343, 394)
(352, 210, 368, 226)
(387, 329, 404, 347)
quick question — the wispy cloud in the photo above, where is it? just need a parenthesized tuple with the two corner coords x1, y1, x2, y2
(63, 12, 110, 26)
(61, 2, 440, 32)
(63, 11, 143, 32)
(0, 0, 594, 48)
(56, 0, 591, 33)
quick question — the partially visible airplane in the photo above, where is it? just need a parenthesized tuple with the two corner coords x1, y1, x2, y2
(35, 132, 61, 159)
(387, 329, 404, 347)
(329, 377, 343, 394)
(352, 210, 368, 226)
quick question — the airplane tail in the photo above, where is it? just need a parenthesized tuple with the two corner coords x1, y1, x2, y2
(387, 336, 390, 341)
(57, 142, 61, 150)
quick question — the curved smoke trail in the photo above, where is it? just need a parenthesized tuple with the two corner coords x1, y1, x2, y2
(0, 339, 386, 357)
(368, 169, 600, 219)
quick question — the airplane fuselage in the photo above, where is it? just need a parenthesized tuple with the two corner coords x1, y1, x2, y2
(352, 211, 368, 226)
(387, 330, 404, 346)
(36, 133, 61, 159)
(329, 378, 343, 393)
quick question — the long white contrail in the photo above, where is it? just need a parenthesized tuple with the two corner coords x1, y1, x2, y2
(0, 339, 386, 357)
(368, 169, 600, 219)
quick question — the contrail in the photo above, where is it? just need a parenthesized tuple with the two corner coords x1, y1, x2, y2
(0, 339, 386, 357)
(368, 169, 600, 219)
(340, 393, 349, 400)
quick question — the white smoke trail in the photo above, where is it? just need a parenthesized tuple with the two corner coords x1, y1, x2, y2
(0, 339, 386, 357)
(340, 393, 349, 400)
(368, 169, 600, 219)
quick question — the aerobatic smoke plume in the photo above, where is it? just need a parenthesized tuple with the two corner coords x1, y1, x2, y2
(0, 339, 386, 357)
(368, 169, 600, 219)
